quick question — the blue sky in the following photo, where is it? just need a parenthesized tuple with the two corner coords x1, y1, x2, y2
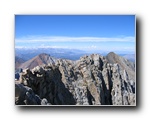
(15, 15, 135, 54)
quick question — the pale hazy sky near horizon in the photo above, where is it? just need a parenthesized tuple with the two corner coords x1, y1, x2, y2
(15, 15, 135, 54)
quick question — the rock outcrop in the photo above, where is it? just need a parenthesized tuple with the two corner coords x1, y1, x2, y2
(106, 52, 135, 82)
(15, 53, 135, 105)
(15, 83, 50, 105)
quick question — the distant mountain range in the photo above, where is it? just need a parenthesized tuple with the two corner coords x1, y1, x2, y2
(15, 48, 88, 61)
(15, 48, 135, 62)
(122, 54, 135, 62)
(15, 52, 135, 70)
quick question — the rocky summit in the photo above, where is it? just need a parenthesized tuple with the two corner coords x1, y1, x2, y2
(15, 53, 135, 105)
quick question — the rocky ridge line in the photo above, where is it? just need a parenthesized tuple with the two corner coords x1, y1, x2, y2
(15, 53, 135, 105)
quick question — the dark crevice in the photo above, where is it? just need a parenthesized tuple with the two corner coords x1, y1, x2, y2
(100, 73, 108, 105)
(107, 69, 113, 105)
(131, 85, 135, 93)
(99, 58, 103, 71)
(87, 88, 95, 105)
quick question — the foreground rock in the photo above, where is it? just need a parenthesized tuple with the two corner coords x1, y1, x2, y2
(15, 83, 50, 105)
(15, 53, 135, 105)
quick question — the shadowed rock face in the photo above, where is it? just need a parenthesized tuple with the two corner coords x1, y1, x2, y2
(15, 53, 135, 105)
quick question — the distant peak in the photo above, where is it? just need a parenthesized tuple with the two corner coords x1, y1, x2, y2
(107, 52, 117, 56)
(39, 53, 49, 55)
(38, 53, 50, 57)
